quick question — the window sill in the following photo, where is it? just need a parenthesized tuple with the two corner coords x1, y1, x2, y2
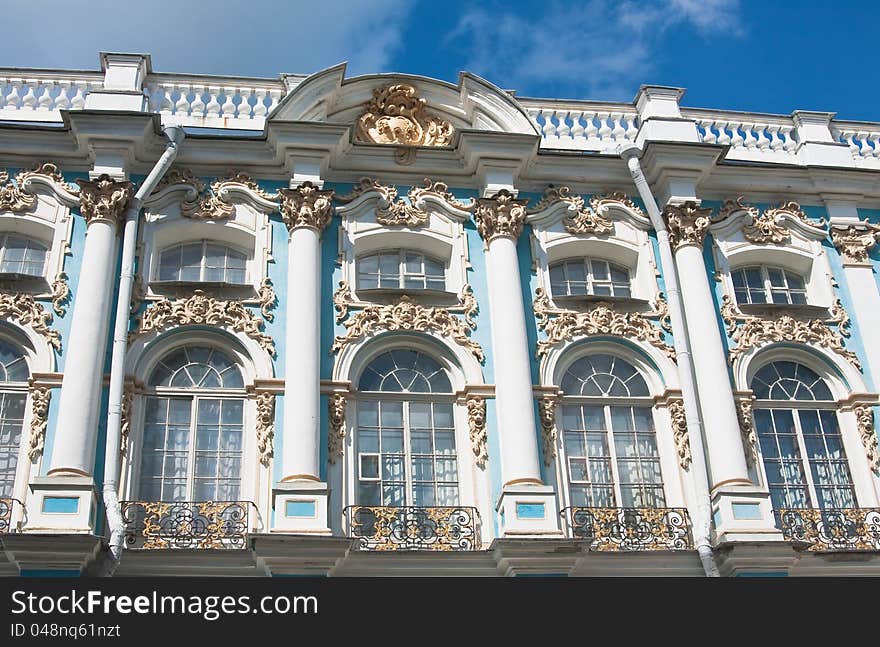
(553, 294, 650, 310)
(149, 280, 256, 298)
(738, 303, 830, 318)
(355, 287, 461, 306)
(0, 273, 49, 293)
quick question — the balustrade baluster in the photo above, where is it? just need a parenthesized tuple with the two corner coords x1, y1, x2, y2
(21, 80, 37, 111)
(205, 86, 221, 117)
(190, 84, 206, 118)
(570, 110, 585, 141)
(237, 87, 252, 119)
(252, 88, 268, 118)
(220, 88, 236, 118)
(70, 82, 87, 110)
(555, 110, 570, 138)
(174, 83, 190, 115)
(267, 88, 282, 115)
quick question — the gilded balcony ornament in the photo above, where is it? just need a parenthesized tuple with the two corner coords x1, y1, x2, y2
(27, 386, 50, 461)
(737, 397, 758, 465)
(119, 377, 137, 457)
(345, 505, 480, 551)
(50, 272, 70, 317)
(533, 288, 674, 360)
(471, 189, 529, 243)
(75, 174, 134, 226)
(257, 278, 276, 321)
(255, 392, 275, 467)
(333, 280, 353, 324)
(331, 296, 484, 361)
(279, 181, 335, 233)
(831, 223, 880, 265)
(779, 507, 880, 552)
(668, 399, 691, 470)
(562, 506, 693, 551)
(121, 501, 251, 549)
(538, 394, 558, 466)
(328, 393, 346, 464)
(721, 294, 860, 370)
(133, 290, 275, 357)
(466, 395, 487, 469)
(854, 404, 879, 473)
(0, 292, 61, 351)
(0, 169, 37, 212)
(531, 186, 614, 236)
(356, 84, 454, 147)
(662, 201, 711, 250)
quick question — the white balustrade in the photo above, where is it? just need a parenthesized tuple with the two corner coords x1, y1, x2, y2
(523, 101, 639, 152)
(833, 123, 880, 160)
(0, 73, 103, 122)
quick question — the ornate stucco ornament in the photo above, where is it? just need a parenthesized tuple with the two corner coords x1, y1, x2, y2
(336, 177, 472, 228)
(721, 294, 860, 369)
(662, 201, 712, 250)
(471, 189, 529, 243)
(854, 404, 879, 473)
(180, 172, 277, 219)
(75, 175, 134, 226)
(533, 288, 674, 360)
(119, 377, 138, 457)
(327, 393, 346, 464)
(50, 272, 70, 317)
(132, 290, 275, 357)
(538, 394, 559, 466)
(153, 168, 206, 195)
(356, 84, 454, 147)
(255, 392, 275, 467)
(333, 280, 353, 324)
(0, 292, 61, 351)
(130, 274, 146, 316)
(830, 223, 880, 265)
(0, 169, 38, 212)
(530, 186, 614, 236)
(737, 396, 758, 466)
(466, 395, 488, 469)
(717, 197, 825, 244)
(667, 399, 691, 470)
(27, 386, 51, 461)
(257, 278, 276, 321)
(279, 181, 335, 233)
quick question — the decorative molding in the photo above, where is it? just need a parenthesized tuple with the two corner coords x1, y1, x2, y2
(27, 385, 50, 461)
(854, 404, 879, 473)
(328, 393, 346, 464)
(257, 278, 276, 322)
(130, 274, 146, 316)
(667, 398, 691, 470)
(531, 186, 613, 236)
(153, 168, 206, 194)
(50, 272, 69, 317)
(337, 177, 472, 227)
(538, 394, 559, 466)
(533, 288, 674, 360)
(662, 201, 711, 250)
(717, 197, 824, 244)
(466, 395, 487, 469)
(0, 292, 61, 351)
(255, 391, 275, 468)
(132, 290, 275, 357)
(408, 178, 474, 211)
(180, 172, 277, 219)
(279, 181, 335, 233)
(120, 377, 138, 457)
(0, 169, 37, 212)
(736, 396, 758, 466)
(333, 280, 353, 324)
(721, 294, 860, 370)
(459, 283, 478, 329)
(75, 175, 134, 226)
(831, 223, 880, 265)
(471, 189, 529, 243)
(355, 84, 454, 147)
(589, 192, 645, 219)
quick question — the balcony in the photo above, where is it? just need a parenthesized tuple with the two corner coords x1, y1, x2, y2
(120, 501, 255, 550)
(778, 508, 880, 552)
(344, 506, 482, 551)
(0, 497, 23, 534)
(560, 507, 693, 551)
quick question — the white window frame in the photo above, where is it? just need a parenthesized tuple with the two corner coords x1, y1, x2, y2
(732, 264, 808, 306)
(155, 239, 250, 285)
(548, 256, 633, 299)
(355, 248, 447, 292)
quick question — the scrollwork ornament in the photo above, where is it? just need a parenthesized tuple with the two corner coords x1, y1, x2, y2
(538, 395, 559, 466)
(328, 393, 346, 464)
(471, 189, 529, 243)
(119, 378, 136, 457)
(258, 278, 276, 321)
(854, 404, 879, 473)
(531, 186, 614, 235)
(333, 280, 353, 324)
(75, 175, 133, 226)
(831, 224, 880, 265)
(459, 283, 478, 329)
(408, 178, 474, 211)
(668, 399, 691, 469)
(256, 392, 275, 467)
(737, 397, 758, 465)
(279, 181, 335, 233)
(0, 292, 61, 351)
(466, 395, 488, 469)
(27, 386, 50, 461)
(356, 84, 454, 147)
(0, 169, 37, 212)
(662, 201, 711, 250)
(50, 272, 70, 317)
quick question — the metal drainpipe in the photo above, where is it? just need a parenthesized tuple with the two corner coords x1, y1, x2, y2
(619, 144, 720, 577)
(101, 125, 185, 574)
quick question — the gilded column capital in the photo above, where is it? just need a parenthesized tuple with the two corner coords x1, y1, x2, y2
(471, 189, 529, 243)
(75, 174, 134, 227)
(662, 201, 712, 250)
(830, 223, 880, 265)
(279, 181, 335, 234)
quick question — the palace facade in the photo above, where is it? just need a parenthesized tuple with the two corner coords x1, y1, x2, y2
(0, 53, 879, 576)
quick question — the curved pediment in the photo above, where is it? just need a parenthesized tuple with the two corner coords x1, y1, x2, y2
(268, 63, 538, 141)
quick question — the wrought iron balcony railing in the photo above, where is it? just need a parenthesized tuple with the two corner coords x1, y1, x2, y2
(120, 501, 254, 550)
(778, 508, 880, 552)
(561, 506, 693, 551)
(344, 505, 481, 551)
(0, 497, 24, 534)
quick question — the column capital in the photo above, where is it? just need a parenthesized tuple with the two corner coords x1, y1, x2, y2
(279, 181, 335, 234)
(75, 175, 133, 227)
(662, 201, 712, 250)
(471, 189, 529, 243)
(830, 223, 880, 265)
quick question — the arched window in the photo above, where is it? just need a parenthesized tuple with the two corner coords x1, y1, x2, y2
(139, 346, 245, 502)
(751, 360, 855, 511)
(157, 241, 248, 284)
(356, 250, 445, 291)
(558, 354, 664, 508)
(549, 258, 631, 298)
(355, 349, 457, 507)
(0, 339, 29, 497)
(732, 265, 807, 305)
(0, 234, 48, 277)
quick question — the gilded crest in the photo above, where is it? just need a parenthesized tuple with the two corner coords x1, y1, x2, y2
(356, 84, 454, 147)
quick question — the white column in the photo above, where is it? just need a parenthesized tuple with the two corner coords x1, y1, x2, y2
(272, 181, 334, 533)
(474, 190, 560, 535)
(48, 176, 132, 477)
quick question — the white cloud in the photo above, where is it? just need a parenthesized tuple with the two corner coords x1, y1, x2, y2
(446, 0, 742, 99)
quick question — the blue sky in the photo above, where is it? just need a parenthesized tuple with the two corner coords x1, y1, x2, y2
(2, 0, 878, 120)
